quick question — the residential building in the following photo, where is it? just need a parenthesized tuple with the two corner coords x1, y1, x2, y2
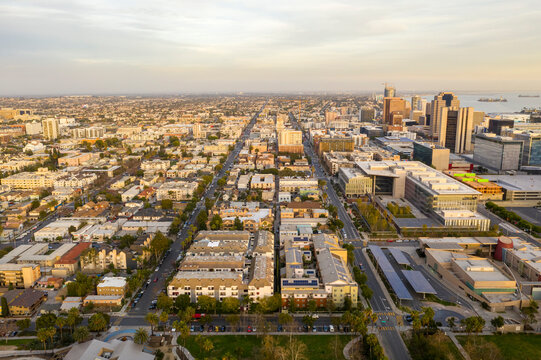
(156, 181, 198, 201)
(64, 339, 154, 360)
(0, 263, 41, 288)
(250, 174, 275, 190)
(278, 129, 303, 153)
(42, 118, 59, 140)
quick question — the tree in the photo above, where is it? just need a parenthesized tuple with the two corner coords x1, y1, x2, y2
(159, 311, 169, 330)
(521, 300, 539, 325)
(209, 214, 223, 230)
(197, 295, 217, 313)
(447, 317, 456, 330)
(73, 326, 89, 343)
(161, 199, 173, 210)
(157, 293, 173, 313)
(226, 314, 240, 331)
(278, 313, 293, 332)
(55, 316, 67, 341)
(196, 211, 208, 230)
(36, 313, 57, 330)
(89, 313, 108, 335)
(16, 319, 30, 332)
(491, 316, 505, 330)
(145, 312, 159, 335)
(202, 338, 214, 353)
(233, 216, 243, 230)
(150, 231, 171, 261)
(134, 328, 149, 345)
(302, 315, 315, 328)
(67, 308, 82, 334)
(307, 299, 317, 314)
(421, 307, 435, 329)
(461, 316, 485, 334)
(1, 297, 9, 317)
(221, 297, 240, 314)
(173, 294, 191, 313)
(37, 328, 50, 350)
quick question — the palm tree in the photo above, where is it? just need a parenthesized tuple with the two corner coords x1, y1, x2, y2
(89, 313, 108, 335)
(145, 313, 159, 335)
(73, 326, 89, 343)
(37, 328, 49, 350)
(133, 328, 149, 345)
(55, 316, 66, 341)
(67, 308, 81, 334)
(47, 327, 56, 348)
(202, 338, 214, 353)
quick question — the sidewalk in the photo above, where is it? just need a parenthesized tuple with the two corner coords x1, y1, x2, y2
(447, 332, 471, 360)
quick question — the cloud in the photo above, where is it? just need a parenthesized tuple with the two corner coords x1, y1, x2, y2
(1, 0, 541, 94)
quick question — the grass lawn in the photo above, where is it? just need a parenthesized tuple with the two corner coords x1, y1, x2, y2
(457, 334, 541, 360)
(402, 332, 464, 360)
(183, 335, 354, 360)
(0, 338, 35, 349)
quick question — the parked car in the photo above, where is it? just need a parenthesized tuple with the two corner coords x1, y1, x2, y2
(329, 325, 335, 332)
(247, 326, 252, 333)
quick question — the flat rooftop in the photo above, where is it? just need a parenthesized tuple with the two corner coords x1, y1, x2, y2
(479, 175, 541, 191)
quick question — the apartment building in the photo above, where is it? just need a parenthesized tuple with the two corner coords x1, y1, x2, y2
(250, 174, 275, 190)
(156, 181, 198, 201)
(279, 177, 318, 192)
(80, 246, 129, 273)
(1, 168, 64, 189)
(0, 263, 41, 288)
(42, 118, 59, 140)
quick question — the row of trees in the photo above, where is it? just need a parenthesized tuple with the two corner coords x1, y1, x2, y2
(486, 201, 541, 234)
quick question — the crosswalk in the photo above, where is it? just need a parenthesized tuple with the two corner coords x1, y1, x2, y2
(375, 311, 395, 317)
(377, 326, 395, 331)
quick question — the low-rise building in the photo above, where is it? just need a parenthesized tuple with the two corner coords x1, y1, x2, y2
(0, 288, 47, 316)
(97, 277, 127, 297)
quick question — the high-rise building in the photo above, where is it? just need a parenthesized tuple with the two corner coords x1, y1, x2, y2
(384, 84, 396, 98)
(438, 106, 474, 154)
(512, 131, 541, 166)
(325, 110, 339, 124)
(488, 119, 515, 135)
(360, 107, 375, 122)
(473, 111, 485, 127)
(430, 92, 460, 137)
(473, 134, 523, 171)
(42, 118, 59, 140)
(383, 97, 410, 125)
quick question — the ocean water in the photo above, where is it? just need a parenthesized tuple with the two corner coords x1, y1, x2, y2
(418, 92, 541, 114)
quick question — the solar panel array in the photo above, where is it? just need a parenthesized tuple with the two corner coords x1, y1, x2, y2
(389, 248, 411, 266)
(401, 270, 437, 294)
(282, 278, 319, 287)
(368, 245, 413, 300)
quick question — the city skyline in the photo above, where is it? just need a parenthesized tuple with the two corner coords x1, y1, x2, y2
(1, 0, 541, 95)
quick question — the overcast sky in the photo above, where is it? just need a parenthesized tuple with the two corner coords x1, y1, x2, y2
(1, 0, 540, 95)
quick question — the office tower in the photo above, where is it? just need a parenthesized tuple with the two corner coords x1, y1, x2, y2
(383, 98, 410, 125)
(488, 119, 514, 135)
(473, 134, 523, 171)
(360, 107, 375, 122)
(512, 131, 541, 166)
(438, 107, 474, 153)
(42, 118, 59, 140)
(413, 141, 450, 171)
(430, 92, 460, 138)
(384, 84, 396, 98)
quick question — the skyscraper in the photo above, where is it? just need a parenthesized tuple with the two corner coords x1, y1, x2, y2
(42, 118, 59, 140)
(384, 84, 396, 98)
(438, 106, 474, 153)
(383, 98, 410, 125)
(430, 92, 460, 138)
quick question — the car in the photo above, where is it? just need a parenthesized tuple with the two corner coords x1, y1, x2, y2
(155, 267, 160, 272)
(277, 325, 283, 332)
(312, 326, 317, 332)
(405, 314, 413, 322)
(329, 325, 335, 333)
(311, 314, 319, 319)
(214, 326, 220, 332)
(252, 327, 256, 333)
(302, 325, 308, 332)
(198, 325, 204, 332)
(247, 326, 252, 333)
(323, 325, 329, 332)
(220, 326, 226, 332)
(190, 325, 195, 332)
(208, 326, 214, 332)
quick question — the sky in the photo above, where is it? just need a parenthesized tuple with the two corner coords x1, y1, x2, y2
(1, 0, 541, 95)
